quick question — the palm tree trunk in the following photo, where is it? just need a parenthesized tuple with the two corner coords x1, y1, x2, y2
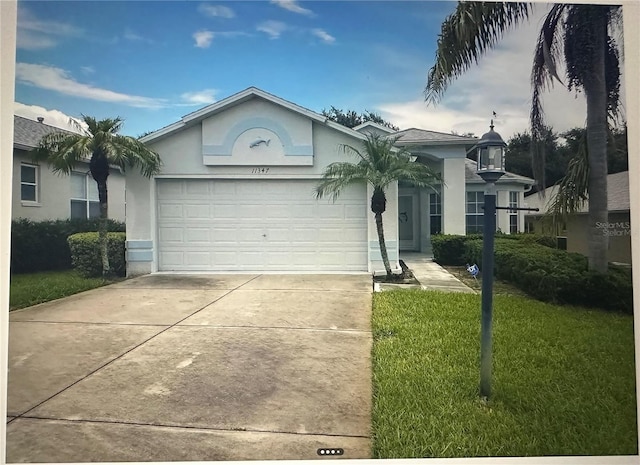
(584, 13, 609, 273)
(97, 179, 110, 277)
(374, 212, 393, 278)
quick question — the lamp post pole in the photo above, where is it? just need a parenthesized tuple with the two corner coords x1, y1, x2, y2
(474, 120, 506, 401)
(480, 180, 497, 399)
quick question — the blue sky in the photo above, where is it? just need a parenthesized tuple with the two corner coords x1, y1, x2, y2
(14, 1, 626, 140)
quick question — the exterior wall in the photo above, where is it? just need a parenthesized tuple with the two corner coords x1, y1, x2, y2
(565, 212, 632, 264)
(12, 150, 126, 222)
(128, 99, 379, 274)
(125, 170, 154, 276)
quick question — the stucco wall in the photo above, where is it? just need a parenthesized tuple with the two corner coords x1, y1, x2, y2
(566, 212, 632, 264)
(12, 150, 126, 222)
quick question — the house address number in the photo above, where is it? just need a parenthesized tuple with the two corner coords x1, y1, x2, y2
(251, 167, 270, 174)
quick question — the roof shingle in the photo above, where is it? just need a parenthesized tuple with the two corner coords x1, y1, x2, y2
(13, 115, 75, 150)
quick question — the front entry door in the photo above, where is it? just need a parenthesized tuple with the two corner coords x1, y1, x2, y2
(398, 194, 419, 251)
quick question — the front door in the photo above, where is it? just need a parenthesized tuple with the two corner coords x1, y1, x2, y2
(398, 194, 419, 251)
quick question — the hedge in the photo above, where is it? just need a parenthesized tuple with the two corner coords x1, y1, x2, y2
(463, 238, 633, 313)
(11, 218, 125, 274)
(432, 233, 558, 266)
(67, 232, 126, 277)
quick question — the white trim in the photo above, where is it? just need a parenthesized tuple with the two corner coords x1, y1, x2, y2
(140, 87, 368, 144)
(19, 162, 38, 203)
(153, 174, 328, 180)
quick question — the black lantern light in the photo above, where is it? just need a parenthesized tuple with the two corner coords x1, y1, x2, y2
(475, 120, 506, 183)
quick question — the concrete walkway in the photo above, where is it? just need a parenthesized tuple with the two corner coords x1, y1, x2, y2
(401, 253, 476, 294)
(6, 274, 372, 462)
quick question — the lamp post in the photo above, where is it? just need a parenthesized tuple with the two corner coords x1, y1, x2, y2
(475, 120, 506, 400)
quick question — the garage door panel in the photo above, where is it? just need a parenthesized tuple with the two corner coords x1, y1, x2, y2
(157, 180, 367, 271)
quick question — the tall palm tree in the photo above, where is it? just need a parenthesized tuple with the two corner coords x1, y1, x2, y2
(425, 2, 622, 273)
(315, 133, 441, 279)
(33, 116, 162, 276)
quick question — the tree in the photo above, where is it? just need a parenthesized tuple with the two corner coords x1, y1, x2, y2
(33, 116, 162, 276)
(321, 106, 400, 131)
(425, 2, 622, 272)
(315, 133, 440, 278)
(504, 128, 570, 191)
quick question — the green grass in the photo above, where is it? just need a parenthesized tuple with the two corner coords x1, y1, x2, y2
(10, 270, 117, 310)
(372, 290, 638, 458)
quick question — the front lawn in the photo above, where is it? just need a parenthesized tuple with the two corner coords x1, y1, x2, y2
(10, 270, 118, 310)
(372, 290, 637, 458)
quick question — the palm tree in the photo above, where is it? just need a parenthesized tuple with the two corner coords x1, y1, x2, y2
(425, 2, 622, 273)
(33, 116, 162, 276)
(315, 133, 441, 279)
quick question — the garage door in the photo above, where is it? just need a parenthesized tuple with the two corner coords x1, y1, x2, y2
(156, 179, 368, 271)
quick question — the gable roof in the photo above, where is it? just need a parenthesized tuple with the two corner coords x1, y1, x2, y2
(392, 128, 478, 146)
(352, 121, 396, 134)
(13, 115, 75, 151)
(465, 158, 535, 185)
(140, 87, 368, 144)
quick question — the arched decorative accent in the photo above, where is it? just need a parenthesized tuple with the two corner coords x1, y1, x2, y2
(203, 117, 313, 158)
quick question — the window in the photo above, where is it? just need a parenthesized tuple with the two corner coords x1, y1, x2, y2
(466, 191, 484, 234)
(71, 172, 100, 219)
(20, 164, 38, 202)
(429, 192, 442, 235)
(509, 191, 519, 234)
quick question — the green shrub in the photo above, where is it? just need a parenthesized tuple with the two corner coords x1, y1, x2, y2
(464, 238, 632, 313)
(11, 218, 125, 274)
(67, 232, 126, 277)
(431, 234, 481, 265)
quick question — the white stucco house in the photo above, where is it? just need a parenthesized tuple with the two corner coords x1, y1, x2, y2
(12, 115, 126, 222)
(128, 87, 533, 276)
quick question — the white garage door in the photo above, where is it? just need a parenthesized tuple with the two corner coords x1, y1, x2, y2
(156, 179, 368, 272)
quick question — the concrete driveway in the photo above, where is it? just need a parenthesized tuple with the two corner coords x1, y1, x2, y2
(6, 274, 372, 462)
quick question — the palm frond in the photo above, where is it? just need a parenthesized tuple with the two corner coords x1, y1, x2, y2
(425, 1, 531, 105)
(544, 129, 589, 231)
(315, 162, 369, 201)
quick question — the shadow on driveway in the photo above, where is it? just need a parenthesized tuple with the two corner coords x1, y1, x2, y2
(7, 274, 372, 461)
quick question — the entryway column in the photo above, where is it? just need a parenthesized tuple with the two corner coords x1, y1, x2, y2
(442, 157, 466, 235)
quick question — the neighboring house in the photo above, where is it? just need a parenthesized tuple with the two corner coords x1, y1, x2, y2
(12, 115, 126, 222)
(524, 171, 632, 264)
(127, 87, 534, 276)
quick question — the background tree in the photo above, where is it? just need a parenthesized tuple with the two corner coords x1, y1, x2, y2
(504, 128, 570, 191)
(321, 106, 400, 131)
(425, 2, 623, 272)
(316, 134, 440, 279)
(33, 116, 162, 276)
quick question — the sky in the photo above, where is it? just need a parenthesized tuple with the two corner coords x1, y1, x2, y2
(14, 0, 628, 141)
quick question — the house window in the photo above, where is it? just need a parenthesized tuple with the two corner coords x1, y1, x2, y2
(71, 172, 100, 219)
(466, 191, 484, 234)
(20, 163, 38, 202)
(429, 193, 442, 235)
(509, 191, 519, 234)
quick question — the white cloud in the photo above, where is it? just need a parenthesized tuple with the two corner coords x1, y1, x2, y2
(81, 66, 95, 75)
(180, 89, 217, 105)
(15, 63, 167, 109)
(270, 0, 314, 17)
(17, 6, 82, 50)
(257, 20, 287, 39)
(311, 28, 335, 44)
(14, 102, 88, 133)
(198, 3, 235, 18)
(193, 30, 214, 48)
